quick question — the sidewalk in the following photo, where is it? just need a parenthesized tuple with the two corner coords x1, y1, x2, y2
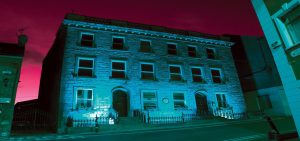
(3, 116, 292, 141)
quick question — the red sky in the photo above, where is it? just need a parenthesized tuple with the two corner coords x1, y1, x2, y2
(0, 0, 263, 103)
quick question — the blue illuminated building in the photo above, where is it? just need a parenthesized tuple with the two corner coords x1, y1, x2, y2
(38, 13, 246, 133)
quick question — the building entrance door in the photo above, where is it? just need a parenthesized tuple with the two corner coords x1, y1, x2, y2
(195, 94, 209, 115)
(113, 90, 128, 117)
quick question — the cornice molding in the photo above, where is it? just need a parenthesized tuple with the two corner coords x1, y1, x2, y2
(63, 19, 234, 48)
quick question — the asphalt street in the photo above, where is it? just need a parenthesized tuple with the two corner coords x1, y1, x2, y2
(3, 117, 298, 141)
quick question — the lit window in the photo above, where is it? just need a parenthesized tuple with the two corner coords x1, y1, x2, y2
(216, 94, 227, 108)
(140, 40, 152, 52)
(80, 33, 94, 47)
(77, 57, 94, 77)
(211, 68, 222, 83)
(173, 92, 185, 109)
(111, 60, 126, 78)
(112, 37, 124, 50)
(167, 44, 177, 55)
(169, 65, 182, 81)
(141, 63, 155, 80)
(206, 48, 216, 59)
(76, 89, 93, 109)
(188, 46, 197, 57)
(142, 90, 157, 110)
(191, 67, 203, 82)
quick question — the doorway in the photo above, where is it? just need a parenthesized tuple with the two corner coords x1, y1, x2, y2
(195, 93, 209, 115)
(113, 90, 128, 117)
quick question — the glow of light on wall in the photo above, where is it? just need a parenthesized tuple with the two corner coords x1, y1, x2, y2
(109, 118, 114, 125)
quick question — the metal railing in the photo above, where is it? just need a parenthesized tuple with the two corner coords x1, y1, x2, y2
(12, 109, 51, 131)
(72, 116, 113, 127)
(134, 109, 248, 124)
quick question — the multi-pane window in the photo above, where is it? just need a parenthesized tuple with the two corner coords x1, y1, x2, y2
(112, 37, 124, 50)
(169, 65, 182, 81)
(167, 44, 177, 55)
(188, 46, 197, 57)
(191, 67, 203, 82)
(276, 5, 300, 47)
(142, 90, 157, 110)
(80, 33, 94, 47)
(216, 94, 227, 108)
(111, 60, 126, 78)
(173, 92, 185, 109)
(77, 57, 94, 77)
(76, 89, 93, 109)
(140, 40, 152, 52)
(211, 68, 222, 83)
(141, 63, 155, 80)
(285, 16, 300, 45)
(206, 48, 216, 59)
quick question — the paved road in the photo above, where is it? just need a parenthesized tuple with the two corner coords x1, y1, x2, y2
(3, 117, 298, 141)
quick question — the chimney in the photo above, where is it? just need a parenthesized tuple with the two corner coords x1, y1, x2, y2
(18, 34, 28, 47)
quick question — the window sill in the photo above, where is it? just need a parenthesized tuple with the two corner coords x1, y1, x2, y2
(77, 42, 96, 48)
(139, 50, 154, 54)
(212, 82, 226, 85)
(192, 81, 206, 84)
(140, 78, 158, 81)
(109, 76, 129, 80)
(72, 73, 97, 78)
(111, 48, 129, 51)
(188, 56, 202, 59)
(207, 58, 221, 61)
(169, 79, 187, 83)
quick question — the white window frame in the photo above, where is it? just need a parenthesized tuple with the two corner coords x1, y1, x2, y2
(111, 60, 127, 78)
(80, 32, 94, 47)
(76, 57, 95, 77)
(141, 90, 158, 110)
(112, 36, 125, 50)
(210, 68, 223, 83)
(75, 88, 94, 109)
(169, 64, 183, 80)
(191, 66, 204, 82)
(140, 62, 155, 80)
(216, 93, 227, 108)
(272, 0, 300, 49)
(173, 91, 186, 109)
(187, 45, 197, 57)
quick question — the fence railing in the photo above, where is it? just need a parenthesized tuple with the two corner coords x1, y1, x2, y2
(134, 109, 248, 124)
(12, 109, 51, 131)
(70, 116, 116, 128)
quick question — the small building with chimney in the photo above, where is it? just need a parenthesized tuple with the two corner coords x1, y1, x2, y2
(38, 14, 246, 133)
(0, 35, 26, 136)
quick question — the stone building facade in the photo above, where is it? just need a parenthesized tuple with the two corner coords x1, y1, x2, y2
(38, 14, 246, 132)
(0, 35, 26, 136)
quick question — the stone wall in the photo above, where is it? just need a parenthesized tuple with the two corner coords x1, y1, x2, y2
(57, 24, 245, 129)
